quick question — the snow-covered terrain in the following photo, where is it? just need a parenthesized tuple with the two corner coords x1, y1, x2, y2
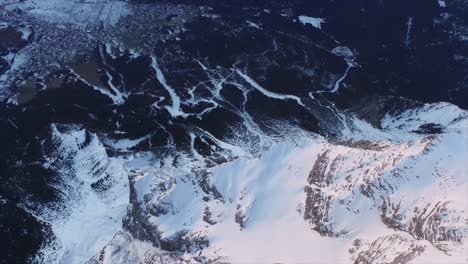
(298, 15, 325, 29)
(3, 0, 129, 27)
(33, 125, 130, 263)
(84, 102, 468, 263)
(1, 1, 467, 263)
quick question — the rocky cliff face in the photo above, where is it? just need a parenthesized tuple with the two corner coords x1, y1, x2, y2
(0, 0, 467, 263)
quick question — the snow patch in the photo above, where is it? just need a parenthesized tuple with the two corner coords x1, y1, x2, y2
(245, 20, 261, 30)
(381, 102, 468, 133)
(332, 46, 355, 58)
(405, 17, 414, 47)
(236, 70, 305, 106)
(150, 55, 188, 118)
(298, 15, 325, 29)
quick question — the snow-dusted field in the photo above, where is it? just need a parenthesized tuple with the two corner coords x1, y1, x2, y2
(3, 0, 130, 26)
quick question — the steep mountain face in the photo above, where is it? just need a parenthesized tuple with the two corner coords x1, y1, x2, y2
(0, 0, 467, 263)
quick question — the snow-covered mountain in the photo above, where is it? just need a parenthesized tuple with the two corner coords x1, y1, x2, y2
(74, 102, 468, 264)
(0, 0, 467, 263)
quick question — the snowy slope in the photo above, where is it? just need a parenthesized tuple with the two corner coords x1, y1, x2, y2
(85, 102, 468, 263)
(33, 125, 130, 264)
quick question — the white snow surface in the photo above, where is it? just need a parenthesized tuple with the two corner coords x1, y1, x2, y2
(236, 70, 305, 106)
(245, 20, 261, 30)
(151, 55, 188, 118)
(4, 0, 130, 26)
(91, 102, 468, 263)
(206, 142, 348, 263)
(33, 102, 468, 263)
(382, 102, 467, 133)
(332, 46, 355, 58)
(298, 15, 326, 29)
(330, 64, 352, 93)
(35, 125, 130, 264)
(405, 17, 414, 47)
